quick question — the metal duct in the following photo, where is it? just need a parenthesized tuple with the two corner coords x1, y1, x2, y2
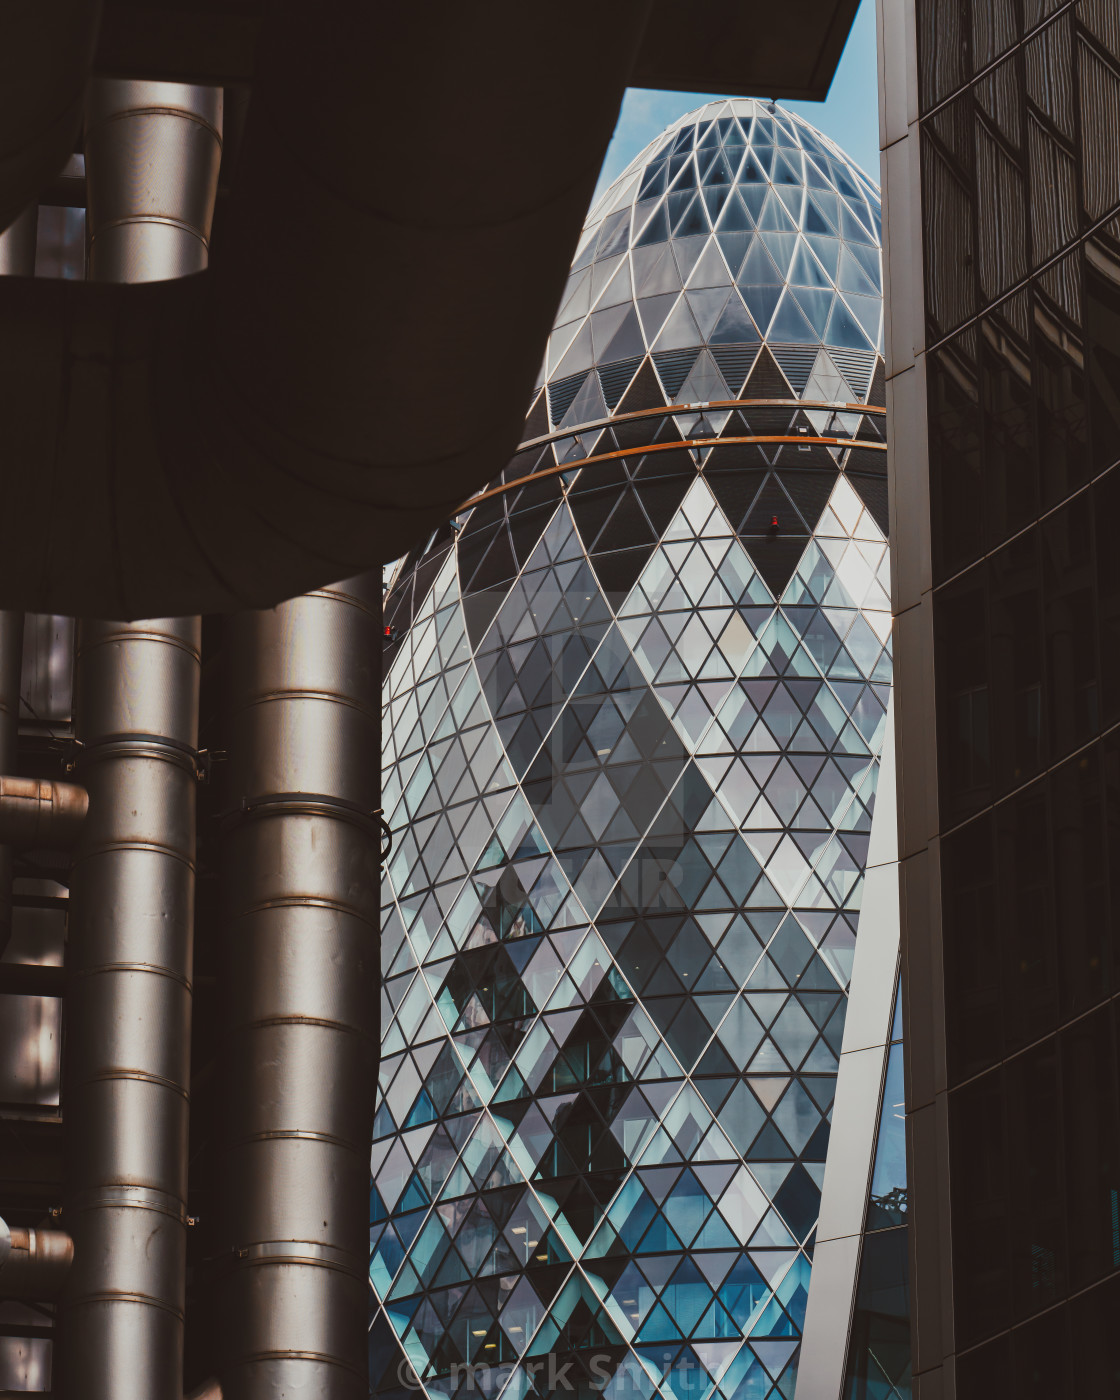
(216, 575, 380, 1399)
(84, 80, 222, 282)
(0, 0, 652, 619)
(59, 618, 202, 1398)
(0, 1217, 75, 1301)
(57, 77, 220, 1400)
(56, 618, 203, 1394)
(0, 777, 88, 848)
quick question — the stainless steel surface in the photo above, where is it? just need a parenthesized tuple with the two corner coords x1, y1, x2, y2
(0, 1220, 75, 1301)
(217, 576, 380, 1400)
(20, 615, 76, 729)
(0, 1300, 52, 1393)
(56, 79, 219, 1400)
(0, 777, 87, 848)
(0, 207, 37, 276)
(0, 879, 66, 1106)
(58, 617, 201, 1400)
(84, 80, 222, 283)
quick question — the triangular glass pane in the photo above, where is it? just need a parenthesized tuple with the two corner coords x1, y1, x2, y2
(688, 238, 733, 289)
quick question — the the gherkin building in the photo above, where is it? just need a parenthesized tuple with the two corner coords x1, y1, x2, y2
(372, 98, 906, 1400)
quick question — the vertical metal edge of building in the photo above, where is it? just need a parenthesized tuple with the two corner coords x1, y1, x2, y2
(877, 4, 952, 1396)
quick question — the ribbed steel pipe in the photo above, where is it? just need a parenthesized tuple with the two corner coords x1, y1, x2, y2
(217, 576, 381, 1399)
(57, 78, 220, 1400)
(84, 80, 222, 283)
(60, 618, 202, 1399)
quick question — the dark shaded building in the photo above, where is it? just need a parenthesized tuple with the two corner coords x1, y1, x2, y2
(878, 0, 1120, 1395)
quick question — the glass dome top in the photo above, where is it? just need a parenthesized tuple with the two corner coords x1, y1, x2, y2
(539, 98, 883, 428)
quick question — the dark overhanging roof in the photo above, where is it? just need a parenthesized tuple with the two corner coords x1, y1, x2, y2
(0, 0, 861, 619)
(632, 0, 862, 101)
(90, 0, 858, 102)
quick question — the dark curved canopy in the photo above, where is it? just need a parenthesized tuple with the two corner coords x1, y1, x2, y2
(0, 0, 860, 618)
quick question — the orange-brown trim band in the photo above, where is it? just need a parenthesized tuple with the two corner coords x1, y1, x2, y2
(516, 395, 886, 454)
(460, 434, 887, 512)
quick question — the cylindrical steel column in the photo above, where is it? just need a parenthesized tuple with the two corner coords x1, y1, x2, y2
(217, 576, 381, 1400)
(57, 79, 221, 1400)
(60, 619, 202, 1398)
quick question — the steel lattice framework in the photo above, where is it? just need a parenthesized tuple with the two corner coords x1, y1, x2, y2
(373, 98, 899, 1400)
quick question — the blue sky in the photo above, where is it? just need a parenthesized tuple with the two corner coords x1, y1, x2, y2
(592, 0, 879, 203)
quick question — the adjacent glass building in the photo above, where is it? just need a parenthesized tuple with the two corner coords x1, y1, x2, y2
(373, 99, 903, 1400)
(879, 1, 1120, 1395)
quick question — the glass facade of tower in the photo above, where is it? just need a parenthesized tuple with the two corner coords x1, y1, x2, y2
(372, 99, 898, 1400)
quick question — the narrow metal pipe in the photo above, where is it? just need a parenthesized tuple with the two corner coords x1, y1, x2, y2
(57, 76, 221, 1400)
(0, 776, 88, 847)
(60, 618, 202, 1399)
(0, 1217, 75, 1300)
(217, 576, 381, 1399)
